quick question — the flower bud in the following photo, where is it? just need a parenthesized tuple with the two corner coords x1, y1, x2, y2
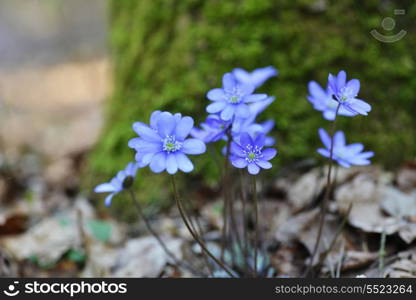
(122, 176, 134, 189)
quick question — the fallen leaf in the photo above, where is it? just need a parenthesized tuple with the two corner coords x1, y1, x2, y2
(112, 236, 183, 277)
(396, 161, 416, 192)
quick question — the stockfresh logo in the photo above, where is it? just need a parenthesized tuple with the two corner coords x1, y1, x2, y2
(3, 281, 20, 297)
(3, 280, 127, 297)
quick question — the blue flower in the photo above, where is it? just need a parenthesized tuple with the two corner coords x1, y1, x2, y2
(194, 97, 276, 145)
(190, 114, 231, 143)
(206, 73, 268, 121)
(327, 70, 371, 116)
(94, 162, 139, 206)
(128, 111, 206, 174)
(232, 66, 278, 88)
(317, 128, 374, 168)
(232, 96, 276, 146)
(307, 81, 356, 120)
(230, 132, 277, 175)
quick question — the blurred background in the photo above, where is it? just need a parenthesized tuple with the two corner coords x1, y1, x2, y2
(0, 0, 415, 277)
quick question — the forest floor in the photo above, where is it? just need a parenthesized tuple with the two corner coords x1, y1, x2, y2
(0, 139, 415, 277)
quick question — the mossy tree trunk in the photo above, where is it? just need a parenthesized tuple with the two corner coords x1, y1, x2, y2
(89, 0, 416, 208)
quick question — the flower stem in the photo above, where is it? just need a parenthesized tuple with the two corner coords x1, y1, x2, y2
(127, 189, 199, 275)
(307, 103, 341, 276)
(220, 127, 233, 261)
(379, 229, 386, 277)
(239, 170, 251, 275)
(171, 175, 235, 277)
(251, 175, 259, 277)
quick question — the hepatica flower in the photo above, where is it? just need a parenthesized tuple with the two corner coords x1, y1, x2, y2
(206, 73, 268, 121)
(191, 114, 231, 143)
(94, 162, 139, 206)
(230, 133, 277, 175)
(232, 96, 276, 146)
(327, 70, 371, 116)
(307, 81, 356, 121)
(232, 66, 278, 88)
(317, 128, 374, 168)
(128, 111, 206, 174)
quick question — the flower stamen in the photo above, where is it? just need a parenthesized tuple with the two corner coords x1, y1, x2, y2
(163, 136, 183, 153)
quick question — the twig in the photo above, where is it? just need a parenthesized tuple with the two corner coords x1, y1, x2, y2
(378, 229, 386, 277)
(128, 189, 199, 275)
(171, 175, 235, 277)
(307, 103, 341, 276)
(317, 202, 353, 268)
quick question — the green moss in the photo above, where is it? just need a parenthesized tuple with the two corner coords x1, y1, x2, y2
(88, 0, 416, 209)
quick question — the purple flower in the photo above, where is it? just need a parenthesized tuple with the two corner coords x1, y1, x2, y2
(94, 162, 139, 206)
(307, 81, 356, 120)
(232, 66, 278, 88)
(206, 73, 268, 121)
(194, 97, 276, 145)
(190, 114, 231, 143)
(128, 111, 206, 174)
(232, 97, 276, 146)
(230, 132, 277, 175)
(327, 70, 371, 116)
(317, 128, 374, 168)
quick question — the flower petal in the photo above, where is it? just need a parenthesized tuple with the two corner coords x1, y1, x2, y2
(346, 143, 364, 154)
(94, 183, 115, 193)
(318, 128, 331, 149)
(235, 104, 250, 118)
(254, 133, 266, 147)
(166, 154, 178, 174)
(347, 79, 360, 96)
(157, 112, 176, 137)
(207, 101, 227, 113)
(337, 70, 346, 89)
(232, 68, 251, 84)
(136, 152, 154, 167)
(256, 160, 272, 169)
(239, 132, 253, 148)
(175, 116, 194, 140)
(336, 158, 351, 168)
(238, 83, 255, 96)
(223, 73, 236, 92)
(262, 148, 277, 160)
(349, 99, 371, 115)
(230, 142, 245, 157)
(207, 88, 227, 101)
(150, 110, 162, 129)
(125, 162, 139, 177)
(323, 110, 336, 121)
(132, 122, 160, 142)
(308, 81, 327, 101)
(231, 157, 248, 168)
(128, 137, 141, 149)
(220, 104, 235, 121)
(334, 131, 346, 148)
(133, 140, 162, 153)
(105, 193, 116, 207)
(175, 153, 194, 172)
(250, 66, 278, 87)
(149, 152, 167, 173)
(244, 93, 267, 103)
(182, 139, 206, 155)
(248, 163, 260, 175)
(317, 148, 330, 158)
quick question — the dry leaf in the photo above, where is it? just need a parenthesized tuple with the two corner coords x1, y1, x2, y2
(112, 236, 183, 277)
